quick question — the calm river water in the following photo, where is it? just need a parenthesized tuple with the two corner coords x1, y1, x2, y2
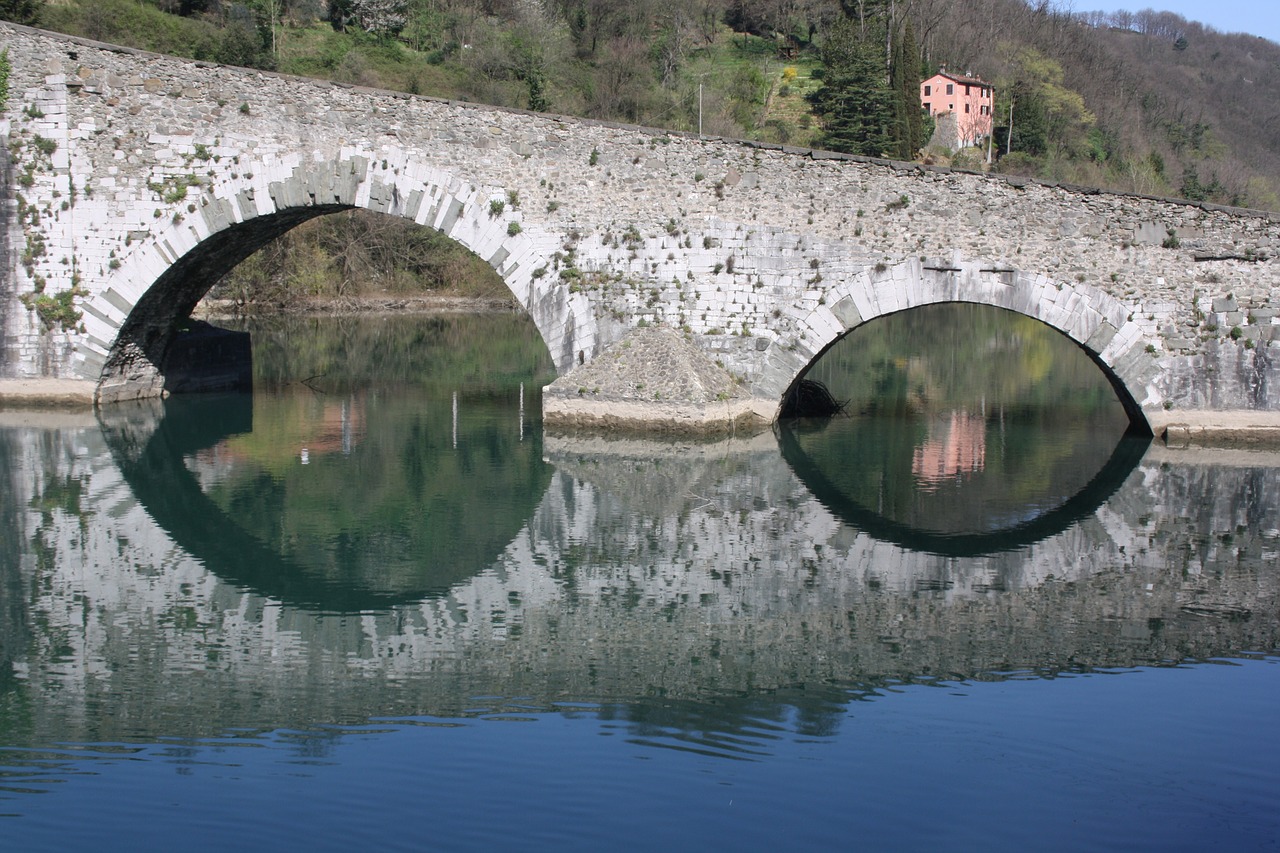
(2, 309, 1278, 851)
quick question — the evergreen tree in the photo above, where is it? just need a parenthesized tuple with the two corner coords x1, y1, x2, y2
(1006, 83, 1048, 156)
(809, 14, 895, 157)
(890, 18, 924, 160)
(0, 0, 40, 25)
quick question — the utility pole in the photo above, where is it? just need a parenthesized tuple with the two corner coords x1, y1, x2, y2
(987, 89, 995, 164)
(694, 71, 710, 138)
(1007, 97, 1014, 156)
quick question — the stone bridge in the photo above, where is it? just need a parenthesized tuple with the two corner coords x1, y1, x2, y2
(3, 23, 1280, 433)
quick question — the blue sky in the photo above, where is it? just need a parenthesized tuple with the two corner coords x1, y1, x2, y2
(1089, 2, 1280, 44)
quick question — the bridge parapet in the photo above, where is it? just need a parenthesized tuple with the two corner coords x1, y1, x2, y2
(2, 23, 1279, 429)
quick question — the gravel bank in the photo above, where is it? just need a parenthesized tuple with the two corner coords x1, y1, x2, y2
(543, 325, 775, 435)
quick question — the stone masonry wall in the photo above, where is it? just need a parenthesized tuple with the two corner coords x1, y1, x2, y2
(2, 23, 1279, 423)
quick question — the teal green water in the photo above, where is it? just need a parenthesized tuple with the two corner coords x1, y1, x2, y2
(1, 310, 1277, 851)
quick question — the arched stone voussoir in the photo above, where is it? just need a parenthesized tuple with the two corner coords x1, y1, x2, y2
(786, 257, 1155, 433)
(85, 151, 577, 400)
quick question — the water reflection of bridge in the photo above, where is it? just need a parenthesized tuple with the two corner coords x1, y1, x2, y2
(2, 410, 1278, 743)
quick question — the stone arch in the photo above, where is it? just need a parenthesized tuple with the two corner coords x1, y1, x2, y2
(76, 151, 594, 402)
(781, 258, 1161, 433)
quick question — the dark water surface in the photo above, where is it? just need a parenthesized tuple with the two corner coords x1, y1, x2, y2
(2, 311, 1278, 851)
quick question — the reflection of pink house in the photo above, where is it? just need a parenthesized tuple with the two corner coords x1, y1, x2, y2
(920, 67, 993, 147)
(912, 411, 987, 488)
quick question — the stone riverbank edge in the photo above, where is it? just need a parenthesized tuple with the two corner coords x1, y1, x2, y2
(3, 378, 1280, 448)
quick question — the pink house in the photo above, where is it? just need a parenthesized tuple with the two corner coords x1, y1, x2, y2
(920, 67, 993, 147)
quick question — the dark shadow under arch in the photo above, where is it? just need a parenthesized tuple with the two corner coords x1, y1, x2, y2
(101, 206, 352, 398)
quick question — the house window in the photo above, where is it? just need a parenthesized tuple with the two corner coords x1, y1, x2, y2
(924, 84, 931, 96)
(965, 103, 970, 113)
(949, 104, 954, 111)
(946, 84, 954, 95)
(964, 85, 971, 96)
(922, 102, 931, 113)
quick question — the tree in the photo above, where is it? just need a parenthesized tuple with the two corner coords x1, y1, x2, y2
(0, 0, 40, 25)
(889, 17, 924, 159)
(998, 44, 1094, 158)
(218, 4, 276, 69)
(586, 36, 653, 121)
(504, 19, 557, 111)
(1004, 82, 1047, 155)
(331, 0, 409, 36)
(809, 13, 895, 156)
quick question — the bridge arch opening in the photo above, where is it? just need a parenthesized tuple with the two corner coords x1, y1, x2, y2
(790, 302, 1141, 429)
(776, 302, 1149, 550)
(774, 260, 1161, 435)
(80, 154, 587, 403)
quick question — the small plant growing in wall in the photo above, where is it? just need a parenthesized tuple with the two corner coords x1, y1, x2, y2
(589, 148, 600, 166)
(148, 175, 201, 204)
(507, 221, 522, 236)
(32, 136, 57, 157)
(886, 195, 910, 211)
(488, 199, 505, 218)
(20, 277, 87, 333)
(21, 232, 47, 274)
(1162, 229, 1181, 249)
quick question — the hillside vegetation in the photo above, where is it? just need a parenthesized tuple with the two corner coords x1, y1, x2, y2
(5, 0, 1279, 307)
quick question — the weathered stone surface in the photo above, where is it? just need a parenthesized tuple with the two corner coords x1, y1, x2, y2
(1, 22, 1278, 431)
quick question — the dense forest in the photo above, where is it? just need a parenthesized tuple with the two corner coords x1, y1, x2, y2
(4, 0, 1279, 304)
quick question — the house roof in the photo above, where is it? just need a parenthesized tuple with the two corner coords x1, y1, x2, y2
(927, 68, 992, 88)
